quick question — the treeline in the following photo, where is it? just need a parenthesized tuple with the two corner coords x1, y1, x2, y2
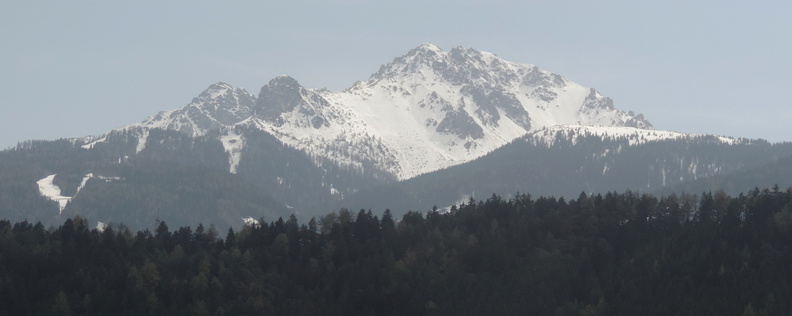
(2, 188, 792, 315)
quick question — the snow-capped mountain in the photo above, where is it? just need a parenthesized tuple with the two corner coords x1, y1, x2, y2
(9, 43, 792, 229)
(140, 82, 255, 136)
(117, 43, 651, 180)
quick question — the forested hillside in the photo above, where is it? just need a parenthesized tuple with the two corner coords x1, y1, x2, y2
(2, 188, 791, 315)
(341, 131, 792, 214)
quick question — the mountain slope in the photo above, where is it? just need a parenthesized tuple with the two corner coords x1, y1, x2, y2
(338, 126, 792, 215)
(656, 154, 792, 195)
(1, 132, 293, 230)
(8, 43, 786, 230)
(124, 43, 651, 180)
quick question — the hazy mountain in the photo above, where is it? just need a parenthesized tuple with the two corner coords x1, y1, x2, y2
(121, 43, 651, 180)
(1, 43, 788, 230)
(338, 125, 792, 216)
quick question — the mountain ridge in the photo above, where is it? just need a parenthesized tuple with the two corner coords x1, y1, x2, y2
(94, 43, 654, 180)
(4, 43, 791, 230)
(337, 126, 789, 215)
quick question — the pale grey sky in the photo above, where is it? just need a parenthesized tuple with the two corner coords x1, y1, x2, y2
(1, 1, 790, 149)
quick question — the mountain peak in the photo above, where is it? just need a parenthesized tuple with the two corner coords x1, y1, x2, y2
(256, 77, 305, 122)
(264, 75, 303, 91)
(413, 42, 443, 53)
(197, 82, 242, 101)
(208, 81, 233, 90)
(371, 43, 450, 79)
(254, 75, 333, 129)
(271, 74, 298, 82)
(368, 44, 517, 88)
(133, 82, 254, 136)
(128, 44, 655, 180)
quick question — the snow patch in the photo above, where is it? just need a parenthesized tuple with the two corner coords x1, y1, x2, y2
(242, 217, 260, 228)
(81, 137, 106, 149)
(220, 130, 246, 174)
(76, 173, 92, 195)
(36, 174, 71, 214)
(36, 173, 122, 214)
(136, 129, 149, 154)
(437, 194, 477, 213)
(527, 125, 744, 147)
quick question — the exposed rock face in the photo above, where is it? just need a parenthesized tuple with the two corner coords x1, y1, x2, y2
(139, 82, 254, 137)
(129, 43, 652, 180)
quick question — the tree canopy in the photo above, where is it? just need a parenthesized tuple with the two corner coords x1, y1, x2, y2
(1, 188, 792, 315)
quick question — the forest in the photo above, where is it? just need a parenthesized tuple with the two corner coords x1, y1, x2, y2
(2, 187, 792, 315)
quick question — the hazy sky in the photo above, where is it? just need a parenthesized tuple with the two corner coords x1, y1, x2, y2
(1, 1, 790, 149)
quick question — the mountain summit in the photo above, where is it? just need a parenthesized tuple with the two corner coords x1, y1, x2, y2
(138, 82, 255, 136)
(124, 43, 651, 179)
(12, 43, 788, 231)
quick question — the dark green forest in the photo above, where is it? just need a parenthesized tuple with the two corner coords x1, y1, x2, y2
(2, 188, 792, 315)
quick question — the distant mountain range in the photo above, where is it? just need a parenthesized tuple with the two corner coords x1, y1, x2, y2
(2, 43, 790, 230)
(103, 43, 651, 180)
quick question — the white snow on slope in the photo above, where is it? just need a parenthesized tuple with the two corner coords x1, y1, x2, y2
(36, 174, 71, 214)
(81, 137, 106, 149)
(77, 173, 92, 194)
(136, 129, 149, 154)
(220, 130, 245, 174)
(86, 44, 655, 180)
(36, 173, 122, 214)
(242, 217, 260, 227)
(525, 125, 745, 147)
(250, 45, 649, 179)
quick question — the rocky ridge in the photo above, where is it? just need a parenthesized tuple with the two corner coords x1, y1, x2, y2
(98, 44, 653, 180)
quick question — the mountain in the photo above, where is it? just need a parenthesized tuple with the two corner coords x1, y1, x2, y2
(123, 43, 651, 180)
(1, 132, 294, 230)
(338, 125, 792, 215)
(2, 43, 789, 230)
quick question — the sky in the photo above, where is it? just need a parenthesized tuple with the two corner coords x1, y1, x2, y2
(1, 1, 790, 150)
